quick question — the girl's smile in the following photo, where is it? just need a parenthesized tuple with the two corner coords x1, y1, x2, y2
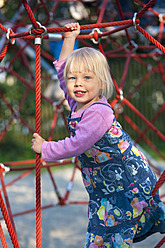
(67, 70, 102, 111)
(74, 90, 87, 97)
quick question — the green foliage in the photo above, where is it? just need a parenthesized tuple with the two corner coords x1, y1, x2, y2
(0, 132, 35, 163)
(109, 57, 165, 145)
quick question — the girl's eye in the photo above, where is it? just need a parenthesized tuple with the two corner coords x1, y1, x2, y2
(85, 76, 90, 79)
(68, 76, 75, 80)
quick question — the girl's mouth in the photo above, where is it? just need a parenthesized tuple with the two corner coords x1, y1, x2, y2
(74, 91, 86, 97)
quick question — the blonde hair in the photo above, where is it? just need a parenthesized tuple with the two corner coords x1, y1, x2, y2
(63, 47, 114, 99)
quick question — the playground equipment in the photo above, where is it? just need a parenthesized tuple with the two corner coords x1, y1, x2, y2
(0, 0, 165, 247)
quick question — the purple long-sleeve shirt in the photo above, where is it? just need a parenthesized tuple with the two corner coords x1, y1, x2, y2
(41, 59, 114, 162)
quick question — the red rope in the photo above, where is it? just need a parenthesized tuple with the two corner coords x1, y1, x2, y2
(0, 44, 10, 62)
(0, 170, 32, 193)
(9, 20, 136, 39)
(8, 69, 53, 104)
(15, 1, 41, 29)
(38, 0, 50, 26)
(157, 20, 164, 43)
(0, 173, 17, 235)
(136, 0, 157, 19)
(123, 98, 165, 142)
(158, 60, 165, 84)
(63, 159, 78, 203)
(22, 0, 39, 29)
(0, 119, 13, 142)
(50, 0, 61, 18)
(0, 191, 20, 248)
(136, 170, 165, 244)
(116, 0, 132, 45)
(47, 167, 64, 206)
(0, 222, 8, 248)
(3, 160, 73, 171)
(0, 23, 7, 33)
(98, 43, 106, 56)
(0, 90, 34, 134)
(121, 113, 165, 160)
(8, 40, 31, 70)
(135, 103, 165, 145)
(97, 0, 108, 24)
(119, 51, 131, 88)
(35, 36, 42, 248)
(137, 25, 165, 54)
(134, 0, 159, 17)
(152, 170, 165, 197)
(154, 236, 165, 248)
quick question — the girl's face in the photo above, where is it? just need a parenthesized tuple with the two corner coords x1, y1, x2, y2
(66, 69, 101, 111)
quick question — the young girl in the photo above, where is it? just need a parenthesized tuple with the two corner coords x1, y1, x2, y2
(32, 23, 165, 248)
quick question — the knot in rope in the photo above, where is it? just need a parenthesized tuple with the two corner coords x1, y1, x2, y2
(153, 48, 163, 61)
(29, 21, 47, 38)
(159, 14, 165, 23)
(0, 163, 10, 176)
(6, 28, 15, 45)
(124, 40, 138, 53)
(133, 12, 138, 31)
(116, 88, 124, 102)
(90, 28, 102, 44)
(119, 88, 123, 101)
(53, 101, 63, 112)
(93, 29, 99, 42)
(113, 103, 124, 114)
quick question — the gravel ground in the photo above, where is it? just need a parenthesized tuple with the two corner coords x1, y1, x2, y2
(1, 164, 165, 248)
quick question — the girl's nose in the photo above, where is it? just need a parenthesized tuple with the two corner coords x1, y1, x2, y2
(74, 79, 82, 86)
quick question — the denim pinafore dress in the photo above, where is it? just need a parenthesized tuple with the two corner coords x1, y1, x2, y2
(67, 102, 165, 248)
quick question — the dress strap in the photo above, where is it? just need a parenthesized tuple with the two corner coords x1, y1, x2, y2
(68, 102, 77, 118)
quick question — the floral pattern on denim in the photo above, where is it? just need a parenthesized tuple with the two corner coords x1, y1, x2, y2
(67, 103, 165, 248)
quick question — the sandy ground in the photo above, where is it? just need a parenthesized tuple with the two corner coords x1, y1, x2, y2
(1, 164, 165, 248)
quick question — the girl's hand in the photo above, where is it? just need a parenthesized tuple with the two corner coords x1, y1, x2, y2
(64, 22, 80, 39)
(31, 133, 45, 154)
(59, 22, 80, 61)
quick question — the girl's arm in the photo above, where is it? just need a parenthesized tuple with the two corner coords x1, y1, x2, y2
(54, 59, 75, 107)
(59, 22, 80, 61)
(32, 103, 114, 160)
(54, 23, 81, 107)
(40, 105, 114, 162)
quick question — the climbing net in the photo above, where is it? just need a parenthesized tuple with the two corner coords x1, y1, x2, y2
(0, 0, 165, 247)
